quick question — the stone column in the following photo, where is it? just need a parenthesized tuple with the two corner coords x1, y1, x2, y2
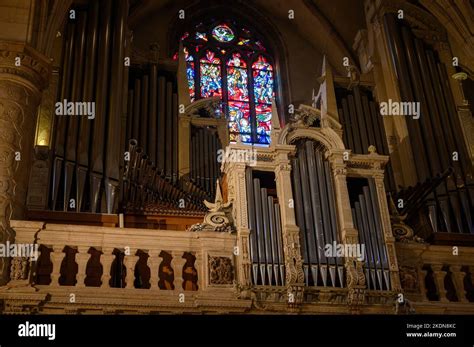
(0, 41, 50, 285)
(373, 172, 401, 291)
(329, 149, 366, 304)
(222, 159, 251, 286)
(274, 160, 304, 290)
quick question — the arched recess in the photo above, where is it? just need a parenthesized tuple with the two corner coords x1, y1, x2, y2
(165, 1, 291, 128)
(280, 126, 346, 153)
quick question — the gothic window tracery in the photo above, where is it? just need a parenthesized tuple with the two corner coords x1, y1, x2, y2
(174, 21, 275, 145)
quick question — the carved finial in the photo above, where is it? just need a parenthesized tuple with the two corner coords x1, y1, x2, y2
(204, 180, 231, 212)
(368, 145, 377, 154)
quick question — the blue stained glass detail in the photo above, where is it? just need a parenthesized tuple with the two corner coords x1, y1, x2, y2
(200, 63, 222, 98)
(253, 69, 274, 104)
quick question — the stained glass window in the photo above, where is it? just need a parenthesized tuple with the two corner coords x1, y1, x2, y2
(212, 24, 235, 42)
(176, 21, 276, 144)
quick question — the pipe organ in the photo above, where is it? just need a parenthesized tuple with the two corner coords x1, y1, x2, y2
(246, 171, 285, 286)
(349, 178, 390, 290)
(46, 1, 206, 217)
(190, 126, 222, 200)
(384, 14, 474, 235)
(336, 86, 396, 193)
(291, 140, 343, 287)
(50, 0, 129, 214)
(125, 66, 179, 184)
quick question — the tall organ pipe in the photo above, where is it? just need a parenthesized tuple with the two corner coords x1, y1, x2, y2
(90, 0, 113, 212)
(172, 93, 178, 183)
(245, 169, 259, 283)
(165, 81, 173, 179)
(274, 203, 285, 285)
(104, 0, 128, 214)
(268, 196, 279, 285)
(383, 14, 429, 181)
(298, 145, 320, 285)
(64, 12, 87, 211)
(77, 2, 99, 212)
(132, 78, 141, 141)
(291, 157, 310, 284)
(401, 27, 441, 176)
(352, 87, 369, 153)
(253, 178, 266, 284)
(52, 19, 75, 210)
(140, 75, 149, 152)
(261, 188, 273, 284)
(157, 77, 166, 173)
(148, 65, 158, 165)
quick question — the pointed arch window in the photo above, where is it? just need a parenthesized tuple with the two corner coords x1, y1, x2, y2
(174, 21, 276, 145)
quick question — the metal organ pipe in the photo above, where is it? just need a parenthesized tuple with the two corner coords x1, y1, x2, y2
(165, 81, 173, 179)
(383, 14, 430, 181)
(261, 188, 273, 284)
(245, 169, 259, 284)
(148, 65, 158, 165)
(157, 76, 166, 173)
(274, 203, 285, 285)
(298, 144, 320, 285)
(305, 141, 328, 286)
(140, 75, 149, 153)
(104, 0, 128, 214)
(90, 0, 113, 212)
(253, 178, 266, 284)
(52, 19, 75, 210)
(77, 1, 99, 212)
(291, 157, 310, 284)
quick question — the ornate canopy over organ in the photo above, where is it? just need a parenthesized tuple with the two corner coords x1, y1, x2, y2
(0, 0, 473, 316)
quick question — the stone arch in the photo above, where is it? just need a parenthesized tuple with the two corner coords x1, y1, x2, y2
(280, 126, 346, 154)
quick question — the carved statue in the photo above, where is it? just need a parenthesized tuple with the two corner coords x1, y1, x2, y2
(188, 180, 235, 233)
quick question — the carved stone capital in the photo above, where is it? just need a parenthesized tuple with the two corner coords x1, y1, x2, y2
(0, 41, 51, 92)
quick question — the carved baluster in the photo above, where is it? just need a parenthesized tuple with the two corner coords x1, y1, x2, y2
(147, 250, 159, 289)
(417, 264, 428, 302)
(431, 264, 448, 302)
(450, 265, 468, 303)
(171, 251, 186, 290)
(100, 248, 115, 288)
(124, 249, 138, 289)
(75, 246, 90, 287)
(50, 246, 65, 286)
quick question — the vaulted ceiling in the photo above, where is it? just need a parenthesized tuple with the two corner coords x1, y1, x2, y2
(129, 0, 367, 76)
